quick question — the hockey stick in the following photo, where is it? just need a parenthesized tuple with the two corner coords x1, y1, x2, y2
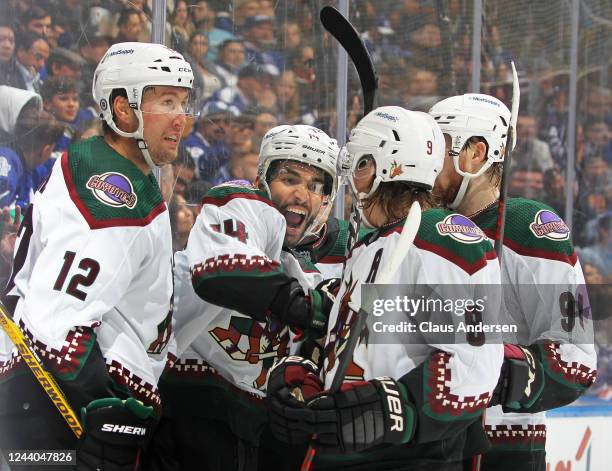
(300, 203, 421, 471)
(0, 302, 83, 438)
(319, 5, 378, 259)
(320, 6, 378, 119)
(472, 62, 520, 471)
(493, 61, 520, 263)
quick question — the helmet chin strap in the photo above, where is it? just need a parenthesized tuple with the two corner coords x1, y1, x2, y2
(449, 175, 471, 210)
(137, 140, 157, 170)
(106, 109, 158, 170)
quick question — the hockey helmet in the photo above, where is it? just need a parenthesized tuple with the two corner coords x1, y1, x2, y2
(92, 42, 195, 168)
(258, 124, 340, 240)
(346, 106, 445, 199)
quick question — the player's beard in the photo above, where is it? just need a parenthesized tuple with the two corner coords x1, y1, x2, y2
(433, 176, 462, 208)
(274, 200, 315, 248)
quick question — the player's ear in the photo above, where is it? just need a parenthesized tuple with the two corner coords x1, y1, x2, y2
(113, 95, 136, 131)
(473, 141, 487, 163)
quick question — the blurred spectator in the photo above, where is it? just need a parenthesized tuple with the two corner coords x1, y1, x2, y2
(215, 39, 245, 88)
(242, 15, 282, 75)
(543, 167, 566, 216)
(229, 114, 254, 158)
(115, 8, 144, 44)
(184, 101, 235, 181)
(172, 154, 196, 197)
(77, 23, 112, 108)
(0, 21, 23, 89)
(171, 0, 195, 45)
(234, 0, 260, 29)
(580, 213, 612, 279)
(20, 4, 52, 39)
(191, 1, 235, 60)
(14, 32, 49, 92)
(211, 150, 259, 186)
(184, 31, 222, 102)
(513, 114, 555, 172)
(252, 110, 277, 150)
(275, 70, 299, 124)
(169, 194, 195, 251)
(184, 179, 212, 217)
(0, 104, 64, 209)
(45, 47, 85, 79)
(508, 165, 544, 200)
(581, 86, 612, 125)
(280, 22, 302, 51)
(404, 67, 439, 110)
(584, 120, 611, 164)
(211, 64, 271, 113)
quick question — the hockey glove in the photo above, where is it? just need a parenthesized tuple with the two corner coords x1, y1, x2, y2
(267, 355, 324, 444)
(77, 397, 157, 471)
(268, 377, 416, 454)
(270, 278, 340, 339)
(489, 344, 544, 411)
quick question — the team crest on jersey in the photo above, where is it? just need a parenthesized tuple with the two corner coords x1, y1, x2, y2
(436, 214, 486, 243)
(390, 160, 403, 178)
(210, 315, 289, 389)
(529, 210, 570, 240)
(86, 172, 137, 209)
(323, 275, 365, 381)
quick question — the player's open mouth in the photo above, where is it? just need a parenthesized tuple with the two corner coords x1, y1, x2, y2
(284, 207, 307, 229)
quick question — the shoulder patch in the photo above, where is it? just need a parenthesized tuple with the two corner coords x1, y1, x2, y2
(435, 213, 487, 244)
(528, 209, 570, 241)
(62, 137, 165, 229)
(472, 198, 576, 265)
(86, 172, 137, 209)
(416, 208, 496, 275)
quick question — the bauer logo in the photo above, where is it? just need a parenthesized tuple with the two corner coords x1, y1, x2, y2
(529, 209, 570, 240)
(436, 214, 486, 243)
(87, 172, 138, 209)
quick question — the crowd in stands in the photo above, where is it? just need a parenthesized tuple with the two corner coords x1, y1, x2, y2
(0, 0, 610, 396)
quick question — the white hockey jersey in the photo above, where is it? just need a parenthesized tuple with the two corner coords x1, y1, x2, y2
(322, 208, 504, 448)
(0, 137, 173, 413)
(168, 181, 322, 398)
(472, 198, 597, 458)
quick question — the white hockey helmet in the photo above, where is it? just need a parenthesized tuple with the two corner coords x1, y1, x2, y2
(92, 42, 194, 169)
(258, 124, 340, 240)
(346, 106, 445, 198)
(429, 94, 513, 207)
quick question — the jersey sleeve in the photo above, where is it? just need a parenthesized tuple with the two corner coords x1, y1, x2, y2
(499, 201, 597, 412)
(397, 247, 503, 445)
(187, 184, 297, 320)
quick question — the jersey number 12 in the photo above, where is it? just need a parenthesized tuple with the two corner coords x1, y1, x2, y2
(53, 251, 100, 301)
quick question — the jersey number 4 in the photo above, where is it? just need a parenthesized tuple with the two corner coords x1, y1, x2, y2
(53, 251, 100, 301)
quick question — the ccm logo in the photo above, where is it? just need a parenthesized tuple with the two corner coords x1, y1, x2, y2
(101, 424, 147, 435)
(380, 378, 404, 432)
(178, 67, 192, 73)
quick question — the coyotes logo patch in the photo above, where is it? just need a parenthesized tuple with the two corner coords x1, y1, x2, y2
(210, 316, 289, 389)
(323, 275, 365, 381)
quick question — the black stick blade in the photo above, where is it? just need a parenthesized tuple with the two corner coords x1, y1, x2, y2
(320, 6, 378, 116)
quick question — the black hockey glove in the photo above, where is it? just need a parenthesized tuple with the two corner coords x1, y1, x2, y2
(489, 344, 544, 411)
(77, 397, 157, 471)
(268, 377, 416, 454)
(267, 355, 324, 445)
(269, 278, 340, 339)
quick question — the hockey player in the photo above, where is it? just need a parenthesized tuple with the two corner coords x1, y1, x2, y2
(428, 93, 597, 470)
(151, 124, 342, 471)
(0, 42, 194, 470)
(267, 107, 504, 470)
